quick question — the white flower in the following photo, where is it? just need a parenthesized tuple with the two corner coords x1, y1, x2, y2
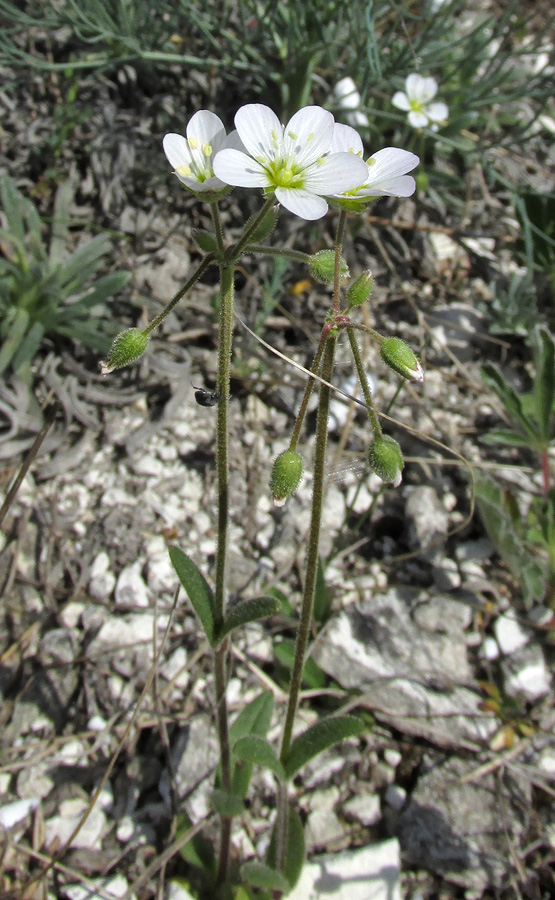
(392, 74, 449, 129)
(331, 76, 369, 128)
(212, 103, 369, 220)
(327, 123, 419, 208)
(163, 110, 242, 194)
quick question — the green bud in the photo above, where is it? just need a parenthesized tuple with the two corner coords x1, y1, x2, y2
(380, 337, 423, 382)
(415, 172, 429, 193)
(192, 229, 219, 253)
(247, 204, 279, 242)
(100, 328, 149, 374)
(308, 250, 349, 284)
(368, 435, 404, 487)
(346, 270, 374, 309)
(270, 449, 303, 507)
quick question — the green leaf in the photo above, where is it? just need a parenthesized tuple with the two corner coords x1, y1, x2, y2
(533, 326, 555, 441)
(274, 638, 326, 689)
(176, 810, 216, 877)
(49, 180, 73, 266)
(211, 789, 245, 818)
(215, 595, 280, 645)
(169, 546, 215, 644)
(266, 804, 305, 889)
(233, 735, 286, 781)
(480, 430, 537, 448)
(0, 306, 29, 375)
(229, 691, 274, 799)
(313, 556, 330, 623)
(481, 364, 536, 438)
(10, 319, 44, 373)
(284, 715, 365, 779)
(267, 585, 295, 619)
(241, 862, 289, 893)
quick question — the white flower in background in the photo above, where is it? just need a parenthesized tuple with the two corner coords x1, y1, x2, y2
(392, 74, 449, 129)
(212, 103, 368, 220)
(163, 110, 242, 193)
(327, 123, 419, 210)
(331, 76, 369, 128)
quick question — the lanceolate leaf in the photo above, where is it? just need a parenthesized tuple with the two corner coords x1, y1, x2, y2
(313, 555, 330, 623)
(215, 595, 280, 645)
(169, 546, 215, 644)
(266, 804, 305, 889)
(481, 364, 536, 438)
(229, 691, 274, 799)
(234, 735, 286, 781)
(283, 715, 366, 779)
(241, 862, 289, 893)
(211, 789, 245, 818)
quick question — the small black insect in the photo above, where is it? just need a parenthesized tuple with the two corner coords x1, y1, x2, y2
(192, 384, 221, 407)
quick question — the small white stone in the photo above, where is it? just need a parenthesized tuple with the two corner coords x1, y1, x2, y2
(0, 797, 40, 829)
(384, 784, 407, 811)
(90, 552, 110, 578)
(115, 564, 150, 608)
(165, 881, 196, 900)
(538, 748, 555, 775)
(384, 749, 402, 768)
(343, 792, 381, 827)
(132, 454, 165, 476)
(60, 601, 85, 629)
(494, 613, 530, 655)
(287, 839, 401, 900)
(161, 647, 189, 689)
(88, 715, 108, 731)
(116, 815, 135, 843)
(61, 874, 133, 900)
(482, 636, 500, 660)
(504, 648, 551, 701)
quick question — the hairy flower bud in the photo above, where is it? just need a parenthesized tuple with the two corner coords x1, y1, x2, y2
(380, 337, 423, 382)
(308, 250, 349, 284)
(100, 328, 149, 374)
(368, 435, 404, 487)
(346, 270, 374, 309)
(192, 229, 219, 253)
(270, 449, 303, 507)
(247, 204, 280, 242)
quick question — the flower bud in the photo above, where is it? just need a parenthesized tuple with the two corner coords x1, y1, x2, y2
(368, 435, 404, 487)
(247, 204, 279, 242)
(346, 270, 374, 309)
(192, 229, 219, 253)
(100, 328, 149, 374)
(308, 250, 349, 284)
(270, 449, 303, 507)
(380, 337, 423, 382)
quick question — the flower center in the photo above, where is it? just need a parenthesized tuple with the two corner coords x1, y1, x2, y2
(264, 157, 305, 189)
(409, 99, 424, 113)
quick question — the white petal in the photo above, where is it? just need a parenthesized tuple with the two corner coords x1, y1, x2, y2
(283, 106, 334, 165)
(407, 110, 429, 128)
(405, 73, 425, 99)
(275, 187, 328, 220)
(163, 133, 192, 170)
(345, 109, 370, 128)
(177, 174, 228, 192)
(213, 148, 268, 187)
(332, 77, 362, 110)
(220, 129, 246, 152)
(186, 110, 226, 148)
(427, 102, 449, 122)
(367, 148, 419, 181)
(359, 175, 416, 198)
(391, 91, 411, 111)
(329, 123, 364, 156)
(306, 152, 368, 194)
(234, 104, 283, 160)
(419, 77, 438, 103)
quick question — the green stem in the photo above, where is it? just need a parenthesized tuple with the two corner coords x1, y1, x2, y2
(143, 255, 213, 336)
(214, 264, 235, 884)
(346, 325, 381, 439)
(245, 244, 310, 265)
(332, 210, 348, 314)
(289, 326, 329, 452)
(228, 197, 276, 261)
(210, 201, 226, 256)
(280, 335, 337, 764)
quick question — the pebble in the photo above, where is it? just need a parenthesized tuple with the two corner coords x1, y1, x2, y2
(45, 798, 106, 850)
(305, 786, 344, 847)
(503, 645, 551, 701)
(287, 839, 401, 900)
(0, 797, 40, 829)
(115, 563, 150, 608)
(494, 613, 530, 654)
(61, 875, 133, 900)
(89, 551, 116, 600)
(343, 792, 381, 827)
(385, 784, 407, 811)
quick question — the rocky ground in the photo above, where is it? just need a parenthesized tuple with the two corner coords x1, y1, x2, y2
(1, 28, 555, 900)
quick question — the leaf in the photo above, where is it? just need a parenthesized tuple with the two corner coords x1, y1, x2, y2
(169, 546, 215, 644)
(0, 306, 29, 375)
(266, 804, 305, 889)
(481, 364, 536, 438)
(10, 320, 44, 373)
(241, 862, 289, 893)
(274, 638, 326, 689)
(229, 691, 274, 799)
(313, 555, 330, 623)
(480, 430, 537, 448)
(49, 180, 73, 266)
(176, 811, 216, 877)
(284, 715, 366, 779)
(211, 789, 245, 818)
(215, 595, 280, 645)
(233, 735, 285, 781)
(267, 585, 295, 619)
(533, 326, 555, 441)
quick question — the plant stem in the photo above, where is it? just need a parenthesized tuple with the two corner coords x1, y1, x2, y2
(279, 335, 337, 764)
(214, 264, 235, 884)
(332, 210, 347, 314)
(228, 197, 276, 261)
(347, 325, 381, 439)
(289, 325, 329, 452)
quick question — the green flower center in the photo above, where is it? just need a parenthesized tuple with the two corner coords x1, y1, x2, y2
(262, 157, 306, 189)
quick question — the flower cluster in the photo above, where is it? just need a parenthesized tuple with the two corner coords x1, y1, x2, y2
(163, 102, 419, 221)
(392, 74, 448, 130)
